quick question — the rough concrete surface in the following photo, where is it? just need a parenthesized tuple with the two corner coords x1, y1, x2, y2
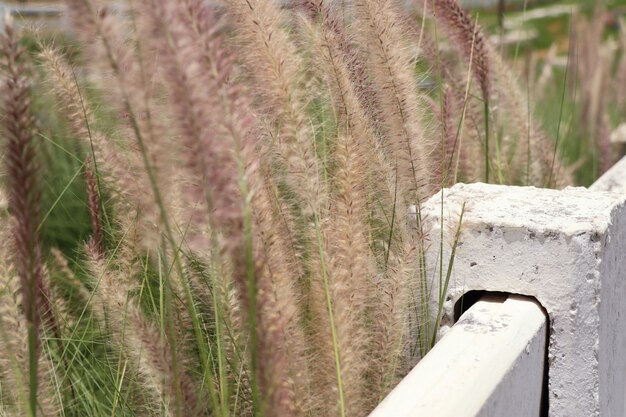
(370, 295, 546, 417)
(422, 183, 626, 417)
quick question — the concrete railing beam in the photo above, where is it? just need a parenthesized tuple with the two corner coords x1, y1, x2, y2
(370, 294, 547, 417)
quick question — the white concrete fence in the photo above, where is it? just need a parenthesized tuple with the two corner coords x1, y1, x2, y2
(0, 2, 66, 32)
(371, 294, 548, 417)
(370, 156, 626, 417)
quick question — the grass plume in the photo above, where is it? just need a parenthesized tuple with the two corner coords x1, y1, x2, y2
(0, 0, 598, 416)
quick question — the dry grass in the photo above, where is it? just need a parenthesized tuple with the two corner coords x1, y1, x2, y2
(0, 0, 612, 416)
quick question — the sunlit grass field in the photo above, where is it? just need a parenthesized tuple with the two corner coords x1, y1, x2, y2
(0, 1, 624, 416)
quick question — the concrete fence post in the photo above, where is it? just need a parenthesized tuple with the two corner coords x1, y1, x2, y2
(422, 182, 626, 417)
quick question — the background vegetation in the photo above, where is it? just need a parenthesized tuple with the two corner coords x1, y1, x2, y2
(0, 0, 624, 416)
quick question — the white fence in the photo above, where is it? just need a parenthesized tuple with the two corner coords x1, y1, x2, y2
(0, 2, 66, 32)
(371, 294, 547, 417)
(371, 155, 626, 417)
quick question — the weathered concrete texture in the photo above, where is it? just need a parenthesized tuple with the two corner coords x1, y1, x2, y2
(370, 295, 547, 417)
(422, 183, 626, 417)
